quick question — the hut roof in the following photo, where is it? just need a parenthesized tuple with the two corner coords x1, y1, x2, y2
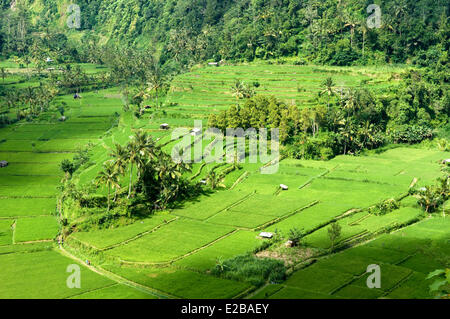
(259, 232, 273, 239)
(191, 128, 202, 136)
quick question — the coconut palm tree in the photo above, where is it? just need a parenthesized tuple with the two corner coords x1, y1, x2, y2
(145, 59, 166, 108)
(339, 120, 356, 155)
(359, 121, 374, 149)
(343, 12, 360, 50)
(359, 18, 369, 58)
(23, 87, 35, 114)
(206, 170, 225, 190)
(320, 77, 336, 110)
(5, 90, 17, 111)
(109, 143, 128, 176)
(417, 186, 442, 216)
(133, 130, 157, 178)
(125, 139, 140, 199)
(231, 80, 246, 100)
(0, 67, 9, 83)
(437, 139, 449, 152)
(95, 162, 120, 211)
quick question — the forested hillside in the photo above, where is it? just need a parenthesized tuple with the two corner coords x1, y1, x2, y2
(0, 0, 449, 69)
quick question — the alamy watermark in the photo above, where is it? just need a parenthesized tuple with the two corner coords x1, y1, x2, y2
(367, 4, 382, 29)
(67, 4, 81, 29)
(366, 264, 381, 289)
(66, 264, 81, 289)
(171, 121, 280, 174)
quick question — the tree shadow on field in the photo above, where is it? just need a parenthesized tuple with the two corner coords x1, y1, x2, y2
(168, 185, 216, 211)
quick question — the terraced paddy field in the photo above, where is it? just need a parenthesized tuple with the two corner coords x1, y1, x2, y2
(62, 146, 448, 299)
(0, 62, 448, 299)
(134, 63, 405, 133)
(252, 217, 450, 299)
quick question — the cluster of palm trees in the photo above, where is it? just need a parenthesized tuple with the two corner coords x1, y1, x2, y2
(317, 77, 385, 154)
(95, 130, 191, 212)
(3, 84, 58, 120)
(104, 48, 170, 111)
(55, 65, 91, 92)
(415, 176, 449, 216)
(230, 80, 256, 100)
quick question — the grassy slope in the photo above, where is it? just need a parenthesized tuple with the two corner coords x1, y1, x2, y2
(0, 61, 448, 299)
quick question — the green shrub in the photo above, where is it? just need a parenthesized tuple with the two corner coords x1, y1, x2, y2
(370, 198, 400, 216)
(211, 254, 286, 287)
(390, 125, 433, 144)
(287, 227, 306, 247)
(60, 159, 75, 176)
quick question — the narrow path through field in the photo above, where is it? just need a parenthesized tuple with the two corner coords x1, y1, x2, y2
(245, 215, 434, 299)
(57, 245, 173, 299)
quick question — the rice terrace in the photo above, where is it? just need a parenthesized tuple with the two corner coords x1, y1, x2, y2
(0, 0, 448, 303)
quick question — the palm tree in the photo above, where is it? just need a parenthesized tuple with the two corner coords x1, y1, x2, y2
(231, 80, 246, 100)
(145, 57, 167, 108)
(109, 143, 128, 175)
(125, 139, 140, 199)
(359, 121, 374, 149)
(215, 257, 229, 272)
(5, 90, 17, 111)
(133, 130, 157, 178)
(206, 170, 225, 190)
(124, 131, 159, 199)
(23, 87, 35, 114)
(109, 143, 128, 200)
(417, 187, 442, 216)
(0, 67, 8, 83)
(132, 87, 148, 115)
(343, 89, 356, 117)
(320, 77, 336, 109)
(359, 19, 369, 58)
(437, 139, 448, 152)
(344, 12, 360, 50)
(95, 162, 120, 211)
(339, 120, 356, 155)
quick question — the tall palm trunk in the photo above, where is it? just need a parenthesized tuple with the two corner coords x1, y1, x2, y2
(128, 164, 133, 199)
(362, 31, 366, 57)
(107, 184, 111, 211)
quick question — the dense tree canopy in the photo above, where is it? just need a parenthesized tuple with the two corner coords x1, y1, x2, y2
(210, 70, 449, 160)
(0, 0, 448, 69)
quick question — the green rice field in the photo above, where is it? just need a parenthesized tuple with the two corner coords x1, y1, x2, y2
(0, 61, 448, 299)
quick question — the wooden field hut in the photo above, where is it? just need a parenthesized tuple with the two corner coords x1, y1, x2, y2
(160, 123, 170, 130)
(191, 128, 202, 136)
(280, 184, 289, 190)
(259, 232, 273, 239)
(0, 161, 9, 168)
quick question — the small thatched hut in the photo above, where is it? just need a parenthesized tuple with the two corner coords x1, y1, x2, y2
(259, 232, 273, 239)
